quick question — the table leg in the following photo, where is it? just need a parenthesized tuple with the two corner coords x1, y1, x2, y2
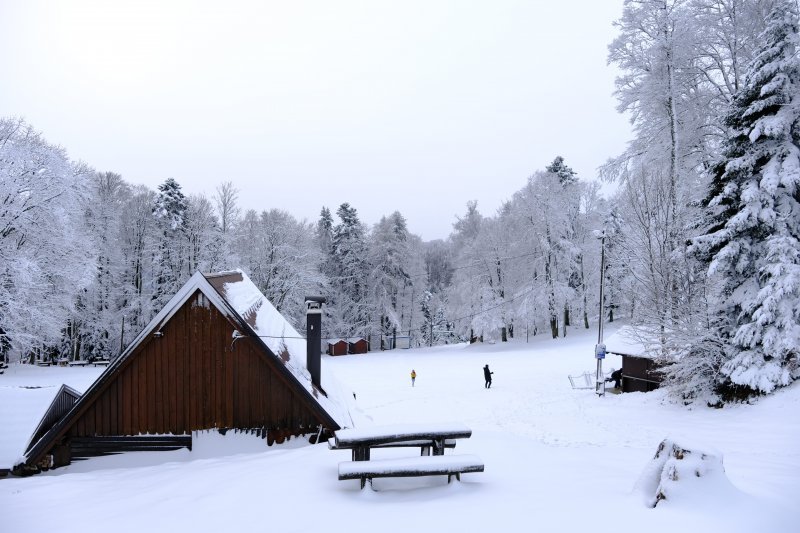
(353, 446, 370, 461)
(433, 438, 444, 456)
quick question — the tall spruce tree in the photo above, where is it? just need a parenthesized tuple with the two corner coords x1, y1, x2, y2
(152, 178, 188, 310)
(330, 203, 370, 336)
(693, 1, 800, 397)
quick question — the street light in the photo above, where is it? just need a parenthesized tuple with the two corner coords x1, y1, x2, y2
(595, 230, 606, 397)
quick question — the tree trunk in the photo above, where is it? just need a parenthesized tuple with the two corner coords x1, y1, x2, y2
(501, 327, 507, 342)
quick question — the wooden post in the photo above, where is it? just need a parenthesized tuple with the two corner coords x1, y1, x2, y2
(120, 316, 125, 355)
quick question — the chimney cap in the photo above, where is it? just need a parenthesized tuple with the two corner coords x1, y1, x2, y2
(305, 296, 326, 314)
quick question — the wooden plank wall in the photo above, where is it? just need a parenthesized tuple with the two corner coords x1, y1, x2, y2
(68, 291, 324, 438)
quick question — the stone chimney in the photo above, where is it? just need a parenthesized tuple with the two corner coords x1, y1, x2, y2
(305, 296, 326, 388)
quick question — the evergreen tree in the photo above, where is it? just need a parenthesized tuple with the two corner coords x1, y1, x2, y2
(152, 178, 188, 309)
(546, 155, 578, 186)
(693, 1, 800, 396)
(329, 203, 370, 336)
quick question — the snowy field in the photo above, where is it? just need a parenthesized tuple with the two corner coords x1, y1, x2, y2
(1, 325, 798, 533)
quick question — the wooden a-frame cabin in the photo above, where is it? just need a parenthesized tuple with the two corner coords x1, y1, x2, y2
(18, 270, 351, 475)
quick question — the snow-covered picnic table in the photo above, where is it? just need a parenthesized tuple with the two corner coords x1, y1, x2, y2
(330, 423, 483, 489)
(329, 422, 472, 460)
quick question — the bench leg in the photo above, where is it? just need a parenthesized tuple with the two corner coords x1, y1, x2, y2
(420, 445, 430, 456)
(360, 477, 373, 490)
(447, 473, 461, 483)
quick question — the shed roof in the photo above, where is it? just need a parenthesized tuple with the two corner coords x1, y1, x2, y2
(605, 326, 657, 359)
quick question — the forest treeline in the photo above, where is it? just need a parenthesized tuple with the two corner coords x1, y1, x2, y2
(2, 0, 799, 403)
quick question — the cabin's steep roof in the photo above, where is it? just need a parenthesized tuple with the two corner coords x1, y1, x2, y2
(204, 270, 352, 429)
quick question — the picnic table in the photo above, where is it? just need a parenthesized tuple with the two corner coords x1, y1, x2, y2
(330, 422, 472, 460)
(330, 423, 483, 489)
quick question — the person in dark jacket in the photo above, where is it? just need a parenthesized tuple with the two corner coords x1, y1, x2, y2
(483, 364, 493, 388)
(606, 368, 623, 389)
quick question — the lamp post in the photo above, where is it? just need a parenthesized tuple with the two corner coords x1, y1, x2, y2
(595, 230, 606, 397)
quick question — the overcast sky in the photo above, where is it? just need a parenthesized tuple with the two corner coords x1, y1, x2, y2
(0, 0, 630, 241)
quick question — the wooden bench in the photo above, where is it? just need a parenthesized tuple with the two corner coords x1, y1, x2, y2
(68, 360, 89, 367)
(339, 454, 485, 489)
(92, 360, 110, 366)
(69, 435, 192, 459)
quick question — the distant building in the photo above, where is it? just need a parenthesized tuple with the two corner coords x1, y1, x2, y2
(605, 326, 662, 393)
(327, 339, 348, 356)
(347, 337, 369, 354)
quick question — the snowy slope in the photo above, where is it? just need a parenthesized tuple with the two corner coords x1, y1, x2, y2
(0, 325, 797, 533)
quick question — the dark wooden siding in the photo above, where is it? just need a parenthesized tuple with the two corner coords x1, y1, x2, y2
(622, 355, 662, 393)
(348, 339, 369, 354)
(327, 341, 347, 356)
(67, 290, 327, 439)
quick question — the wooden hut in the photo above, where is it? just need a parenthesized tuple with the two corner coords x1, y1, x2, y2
(621, 354, 662, 393)
(327, 339, 348, 356)
(605, 326, 662, 393)
(347, 337, 369, 354)
(19, 270, 351, 475)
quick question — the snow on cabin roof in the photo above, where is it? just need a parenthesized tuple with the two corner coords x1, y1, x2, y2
(205, 270, 353, 429)
(327, 339, 347, 345)
(0, 386, 62, 469)
(605, 326, 656, 359)
(347, 337, 366, 343)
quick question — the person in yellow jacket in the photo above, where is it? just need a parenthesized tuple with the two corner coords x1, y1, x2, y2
(411, 369, 416, 387)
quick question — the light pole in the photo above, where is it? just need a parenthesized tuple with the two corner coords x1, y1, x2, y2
(595, 230, 606, 397)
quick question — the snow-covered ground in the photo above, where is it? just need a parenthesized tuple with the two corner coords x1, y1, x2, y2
(1, 325, 797, 532)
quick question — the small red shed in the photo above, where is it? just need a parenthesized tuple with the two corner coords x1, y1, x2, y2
(327, 339, 348, 356)
(347, 337, 369, 354)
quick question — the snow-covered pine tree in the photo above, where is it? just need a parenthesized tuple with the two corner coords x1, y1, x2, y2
(693, 0, 800, 398)
(329, 203, 370, 336)
(546, 155, 578, 186)
(152, 178, 188, 310)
